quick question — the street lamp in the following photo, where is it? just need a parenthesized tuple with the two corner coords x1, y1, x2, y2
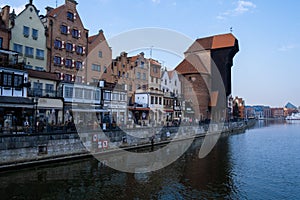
(34, 97, 38, 133)
(99, 80, 105, 129)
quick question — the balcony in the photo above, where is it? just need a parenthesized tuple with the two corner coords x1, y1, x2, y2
(28, 88, 62, 98)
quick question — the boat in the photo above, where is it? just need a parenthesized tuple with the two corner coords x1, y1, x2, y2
(286, 113, 300, 120)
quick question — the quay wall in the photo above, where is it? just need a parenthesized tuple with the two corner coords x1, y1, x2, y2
(0, 121, 253, 169)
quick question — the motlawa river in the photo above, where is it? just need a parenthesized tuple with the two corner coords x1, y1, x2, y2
(0, 120, 299, 199)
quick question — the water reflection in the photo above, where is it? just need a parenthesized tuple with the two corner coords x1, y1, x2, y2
(0, 135, 236, 199)
(1, 120, 299, 199)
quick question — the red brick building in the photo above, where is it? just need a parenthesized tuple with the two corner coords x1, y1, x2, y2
(46, 0, 89, 83)
(175, 33, 239, 121)
(0, 5, 11, 50)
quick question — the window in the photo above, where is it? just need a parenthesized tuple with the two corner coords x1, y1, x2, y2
(67, 12, 74, 21)
(159, 97, 162, 105)
(136, 72, 141, 79)
(165, 79, 167, 85)
(98, 51, 102, 58)
(75, 76, 82, 83)
(92, 64, 101, 72)
(175, 80, 177, 86)
(129, 84, 132, 91)
(104, 66, 107, 73)
(36, 49, 44, 60)
(65, 87, 73, 98)
(33, 82, 43, 96)
(61, 25, 68, 34)
(94, 90, 100, 100)
(54, 56, 61, 66)
(92, 78, 98, 83)
(64, 74, 72, 82)
(23, 26, 29, 37)
(32, 29, 38, 40)
(155, 97, 158, 104)
(140, 61, 144, 68)
(35, 66, 44, 71)
(76, 45, 83, 54)
(45, 84, 54, 93)
(104, 91, 111, 100)
(13, 43, 23, 55)
(54, 39, 62, 49)
(112, 93, 119, 101)
(84, 89, 92, 99)
(136, 84, 140, 89)
(72, 29, 79, 38)
(25, 46, 34, 58)
(24, 65, 33, 69)
(65, 59, 72, 68)
(66, 43, 73, 52)
(142, 73, 146, 80)
(75, 61, 82, 70)
(0, 37, 3, 49)
(2, 73, 12, 87)
(151, 96, 154, 104)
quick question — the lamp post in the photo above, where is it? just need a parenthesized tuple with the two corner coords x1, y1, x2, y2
(99, 80, 105, 129)
(34, 97, 38, 133)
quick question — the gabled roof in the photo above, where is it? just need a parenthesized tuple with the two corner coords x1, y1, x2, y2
(175, 54, 209, 75)
(88, 30, 107, 43)
(150, 59, 161, 66)
(285, 102, 297, 109)
(47, 5, 65, 18)
(130, 55, 139, 62)
(167, 70, 174, 79)
(186, 33, 237, 52)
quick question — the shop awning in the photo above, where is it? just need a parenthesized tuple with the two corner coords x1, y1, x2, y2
(0, 96, 34, 108)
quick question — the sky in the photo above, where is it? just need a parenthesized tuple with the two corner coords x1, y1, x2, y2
(2, 0, 300, 107)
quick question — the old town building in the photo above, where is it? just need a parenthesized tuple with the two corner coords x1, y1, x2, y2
(87, 29, 112, 84)
(0, 5, 11, 50)
(10, 1, 47, 71)
(45, 0, 88, 83)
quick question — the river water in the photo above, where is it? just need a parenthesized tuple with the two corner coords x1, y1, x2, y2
(0, 120, 299, 200)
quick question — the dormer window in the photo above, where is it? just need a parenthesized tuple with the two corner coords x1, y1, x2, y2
(67, 12, 74, 21)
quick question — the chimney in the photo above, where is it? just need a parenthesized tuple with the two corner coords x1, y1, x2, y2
(45, 6, 54, 14)
(65, 0, 78, 9)
(1, 6, 10, 28)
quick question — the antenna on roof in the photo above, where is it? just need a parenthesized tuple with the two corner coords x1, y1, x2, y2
(150, 45, 153, 58)
(56, 0, 58, 7)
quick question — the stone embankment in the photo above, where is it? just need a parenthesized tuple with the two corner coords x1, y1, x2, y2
(0, 120, 255, 171)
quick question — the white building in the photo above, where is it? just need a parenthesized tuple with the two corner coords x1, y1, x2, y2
(10, 1, 47, 71)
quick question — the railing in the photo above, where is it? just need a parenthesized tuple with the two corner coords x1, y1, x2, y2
(28, 88, 62, 98)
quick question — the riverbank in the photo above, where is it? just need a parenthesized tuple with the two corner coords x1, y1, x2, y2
(0, 120, 255, 171)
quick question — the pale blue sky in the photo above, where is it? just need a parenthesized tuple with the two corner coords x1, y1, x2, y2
(3, 0, 300, 107)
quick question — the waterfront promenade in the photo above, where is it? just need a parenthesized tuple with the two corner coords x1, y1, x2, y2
(0, 120, 254, 170)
